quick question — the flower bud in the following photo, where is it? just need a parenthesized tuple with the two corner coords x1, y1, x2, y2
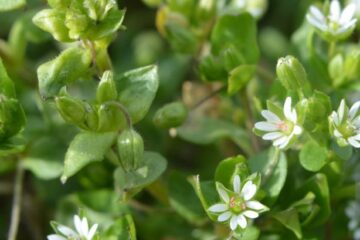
(32, 9, 71, 42)
(117, 128, 144, 171)
(97, 104, 127, 132)
(84, 105, 99, 131)
(153, 101, 188, 129)
(276, 56, 309, 95)
(55, 95, 86, 126)
(83, 0, 116, 21)
(96, 71, 117, 103)
(47, 0, 71, 9)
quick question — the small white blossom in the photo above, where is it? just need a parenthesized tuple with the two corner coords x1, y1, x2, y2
(47, 215, 98, 240)
(229, 0, 267, 19)
(346, 201, 360, 240)
(349, 0, 360, 18)
(329, 99, 360, 148)
(306, 0, 357, 40)
(254, 97, 302, 149)
(208, 175, 268, 231)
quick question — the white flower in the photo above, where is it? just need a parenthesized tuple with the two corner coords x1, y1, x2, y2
(254, 97, 302, 149)
(329, 99, 360, 148)
(47, 215, 98, 240)
(346, 201, 360, 240)
(229, 0, 267, 19)
(306, 0, 357, 40)
(208, 175, 268, 231)
(349, 0, 360, 18)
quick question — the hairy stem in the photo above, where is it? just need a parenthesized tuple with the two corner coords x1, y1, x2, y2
(7, 161, 24, 240)
(240, 89, 261, 153)
(125, 213, 137, 240)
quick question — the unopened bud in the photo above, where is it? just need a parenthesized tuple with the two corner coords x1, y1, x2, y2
(117, 128, 144, 171)
(96, 71, 117, 103)
(276, 56, 308, 93)
(55, 95, 86, 125)
(153, 102, 188, 129)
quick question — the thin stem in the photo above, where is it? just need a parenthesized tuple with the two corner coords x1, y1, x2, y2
(103, 100, 132, 128)
(190, 85, 225, 111)
(256, 65, 275, 84)
(263, 148, 280, 183)
(240, 90, 261, 153)
(125, 213, 137, 240)
(328, 41, 337, 59)
(7, 161, 24, 240)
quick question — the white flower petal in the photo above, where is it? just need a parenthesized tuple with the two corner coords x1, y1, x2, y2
(217, 185, 230, 203)
(87, 224, 98, 240)
(57, 225, 77, 237)
(348, 137, 360, 148)
(47, 235, 67, 240)
(218, 211, 232, 222)
(255, 122, 278, 131)
(338, 99, 346, 123)
(336, 18, 357, 34)
(293, 125, 302, 135)
(74, 215, 83, 236)
(351, 134, 360, 140)
(307, 14, 328, 31)
(283, 97, 293, 121)
(81, 217, 89, 236)
(261, 110, 281, 122)
(243, 210, 259, 219)
(340, 3, 356, 24)
(246, 201, 267, 210)
(278, 136, 291, 149)
(273, 135, 288, 147)
(349, 219, 359, 230)
(237, 214, 247, 229)
(290, 109, 298, 123)
(310, 6, 326, 22)
(233, 175, 241, 193)
(263, 132, 284, 140)
(230, 215, 238, 230)
(331, 111, 340, 125)
(349, 101, 360, 120)
(208, 203, 228, 213)
(241, 181, 257, 201)
(334, 129, 343, 138)
(330, 0, 341, 21)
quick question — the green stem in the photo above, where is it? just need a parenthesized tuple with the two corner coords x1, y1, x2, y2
(190, 85, 225, 111)
(103, 100, 132, 129)
(328, 41, 337, 59)
(7, 161, 24, 240)
(240, 89, 260, 153)
(125, 213, 137, 240)
(256, 65, 275, 83)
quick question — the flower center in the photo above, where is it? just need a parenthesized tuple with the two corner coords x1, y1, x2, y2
(276, 120, 294, 135)
(229, 196, 247, 213)
(339, 121, 357, 138)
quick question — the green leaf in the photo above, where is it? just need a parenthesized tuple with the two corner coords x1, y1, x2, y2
(114, 151, 167, 198)
(228, 64, 256, 95)
(61, 132, 116, 182)
(0, 0, 25, 12)
(168, 172, 206, 224)
(199, 54, 228, 82)
(177, 117, 253, 156)
(215, 155, 249, 188)
(188, 175, 218, 221)
(115, 65, 159, 124)
(0, 58, 16, 97)
(234, 225, 260, 240)
(273, 208, 302, 239)
(86, 9, 125, 40)
(23, 158, 63, 180)
(249, 148, 287, 204)
(300, 141, 328, 172)
(296, 173, 331, 226)
(37, 47, 92, 98)
(211, 13, 259, 65)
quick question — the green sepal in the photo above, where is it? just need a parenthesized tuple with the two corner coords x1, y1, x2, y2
(153, 101, 188, 129)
